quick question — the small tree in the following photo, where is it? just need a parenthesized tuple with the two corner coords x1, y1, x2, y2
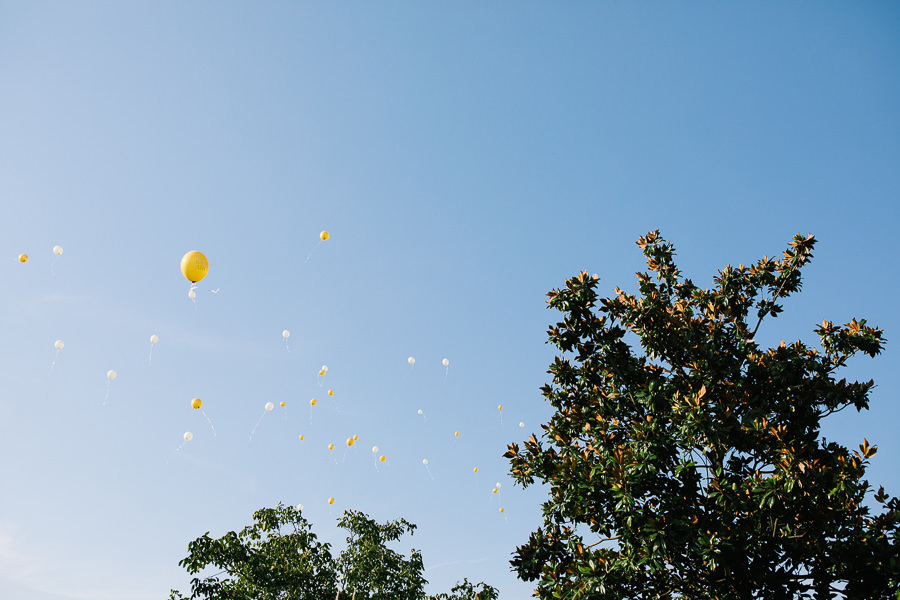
(506, 231, 899, 599)
(169, 504, 497, 600)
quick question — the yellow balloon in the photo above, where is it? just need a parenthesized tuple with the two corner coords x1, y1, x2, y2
(500, 508, 505, 513)
(318, 370, 326, 376)
(299, 435, 304, 441)
(353, 434, 358, 441)
(454, 431, 460, 438)
(474, 467, 478, 473)
(328, 443, 334, 450)
(280, 401, 286, 407)
(379, 455, 386, 462)
(191, 398, 202, 409)
(310, 398, 317, 406)
(498, 404, 503, 411)
(18, 254, 28, 263)
(180, 251, 209, 283)
(346, 437, 354, 446)
(328, 390, 334, 396)
(320, 231, 329, 241)
(492, 488, 498, 494)
(328, 497, 335, 505)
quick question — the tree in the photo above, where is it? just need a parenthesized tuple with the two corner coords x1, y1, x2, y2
(505, 231, 900, 599)
(169, 504, 497, 600)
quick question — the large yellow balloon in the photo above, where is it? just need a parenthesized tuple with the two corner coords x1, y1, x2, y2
(320, 231, 329, 241)
(18, 254, 28, 263)
(191, 398, 202, 409)
(180, 251, 209, 283)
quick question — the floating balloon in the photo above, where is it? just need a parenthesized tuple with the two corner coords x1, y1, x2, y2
(408, 357, 415, 365)
(379, 455, 386, 462)
(250, 402, 275, 441)
(18, 254, 27, 263)
(180, 251, 209, 283)
(149, 334, 159, 365)
(51, 340, 64, 371)
(50, 246, 64, 274)
(417, 408, 426, 421)
(299, 435, 304, 441)
(190, 398, 216, 435)
(519, 422, 525, 428)
(322, 365, 329, 372)
(442, 358, 449, 366)
(103, 370, 117, 405)
(474, 467, 479, 473)
(280, 401, 286, 407)
(454, 431, 460, 438)
(305, 233, 329, 262)
(310, 398, 317, 406)
(328, 390, 334, 396)
(422, 458, 434, 480)
(167, 431, 194, 462)
(282, 330, 291, 352)
(492, 488, 498, 494)
(372, 446, 379, 453)
(500, 508, 505, 513)
(192, 398, 202, 409)
(297, 504, 304, 511)
(353, 434, 358, 441)
(346, 437, 354, 447)
(498, 404, 504, 426)
(328, 497, 335, 505)
(422, 458, 428, 465)
(317, 366, 328, 386)
(498, 404, 503, 411)
(328, 443, 335, 450)
(496, 482, 502, 489)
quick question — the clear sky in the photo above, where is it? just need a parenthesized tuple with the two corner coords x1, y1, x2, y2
(1, 2, 898, 598)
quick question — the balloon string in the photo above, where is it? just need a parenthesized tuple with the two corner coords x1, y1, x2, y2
(424, 464, 434, 481)
(51, 350, 60, 371)
(249, 412, 266, 442)
(166, 442, 186, 463)
(304, 241, 322, 264)
(148, 345, 154, 367)
(103, 381, 110, 406)
(201, 409, 216, 436)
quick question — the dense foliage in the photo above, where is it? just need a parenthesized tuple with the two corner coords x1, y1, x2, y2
(169, 504, 497, 600)
(506, 231, 899, 599)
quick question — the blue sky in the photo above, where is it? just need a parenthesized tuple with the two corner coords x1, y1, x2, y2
(1, 2, 898, 598)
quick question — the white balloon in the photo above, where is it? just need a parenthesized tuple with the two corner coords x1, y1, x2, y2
(107, 369, 117, 380)
(297, 504, 304, 511)
(54, 340, 64, 350)
(150, 334, 159, 344)
(417, 409, 423, 415)
(183, 431, 193, 441)
(52, 245, 63, 256)
(188, 290, 196, 299)
(265, 402, 275, 411)
(496, 482, 502, 488)
(282, 330, 290, 339)
(408, 357, 415, 365)
(372, 446, 379, 453)
(519, 422, 525, 428)
(442, 358, 449, 366)
(422, 459, 429, 465)
(321, 365, 328, 372)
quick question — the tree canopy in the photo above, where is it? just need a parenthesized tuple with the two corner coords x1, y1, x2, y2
(169, 504, 497, 600)
(506, 231, 899, 599)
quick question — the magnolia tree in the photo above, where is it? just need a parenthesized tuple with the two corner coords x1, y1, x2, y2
(506, 231, 899, 599)
(169, 504, 497, 600)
